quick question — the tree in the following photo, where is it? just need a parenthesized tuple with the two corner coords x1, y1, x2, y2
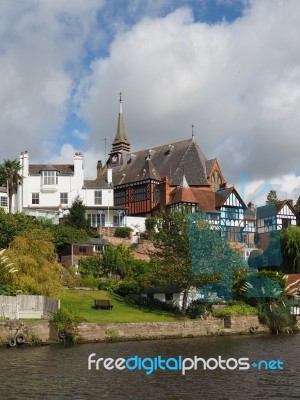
(149, 211, 220, 314)
(64, 195, 89, 230)
(5, 228, 64, 297)
(101, 244, 134, 278)
(145, 217, 157, 239)
(280, 226, 300, 273)
(266, 189, 280, 205)
(295, 195, 300, 214)
(0, 159, 24, 213)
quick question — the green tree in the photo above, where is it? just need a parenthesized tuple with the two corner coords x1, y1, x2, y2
(266, 189, 280, 205)
(149, 211, 219, 314)
(295, 195, 300, 214)
(5, 228, 64, 297)
(101, 244, 134, 278)
(49, 223, 88, 253)
(145, 217, 157, 239)
(64, 195, 89, 230)
(0, 159, 24, 213)
(280, 226, 300, 273)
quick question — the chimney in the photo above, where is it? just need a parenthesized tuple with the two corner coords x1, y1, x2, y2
(97, 160, 103, 177)
(287, 199, 294, 207)
(74, 152, 84, 188)
(248, 202, 255, 210)
(20, 150, 29, 177)
(106, 168, 112, 184)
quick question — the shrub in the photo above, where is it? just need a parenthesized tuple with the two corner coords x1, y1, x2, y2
(114, 227, 132, 238)
(98, 277, 119, 292)
(81, 275, 99, 289)
(258, 296, 296, 334)
(186, 300, 212, 319)
(212, 302, 257, 317)
(53, 305, 85, 344)
(115, 279, 140, 297)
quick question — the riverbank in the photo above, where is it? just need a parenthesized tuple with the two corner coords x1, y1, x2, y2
(0, 315, 272, 346)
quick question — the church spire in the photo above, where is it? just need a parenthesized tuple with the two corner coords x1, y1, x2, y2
(111, 92, 130, 153)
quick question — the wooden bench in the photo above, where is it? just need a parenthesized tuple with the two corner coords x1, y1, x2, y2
(94, 299, 113, 310)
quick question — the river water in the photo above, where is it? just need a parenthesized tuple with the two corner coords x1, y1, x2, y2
(0, 334, 299, 400)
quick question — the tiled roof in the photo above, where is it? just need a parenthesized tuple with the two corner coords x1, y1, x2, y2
(256, 200, 296, 219)
(110, 138, 210, 186)
(0, 186, 7, 193)
(29, 164, 74, 175)
(84, 175, 113, 189)
(205, 159, 216, 176)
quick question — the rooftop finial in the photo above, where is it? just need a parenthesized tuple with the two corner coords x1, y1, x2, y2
(191, 123, 194, 140)
(119, 92, 122, 113)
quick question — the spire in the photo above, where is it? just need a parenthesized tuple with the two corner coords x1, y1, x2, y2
(111, 93, 130, 153)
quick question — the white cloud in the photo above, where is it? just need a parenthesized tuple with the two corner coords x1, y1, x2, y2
(77, 0, 300, 200)
(0, 0, 104, 161)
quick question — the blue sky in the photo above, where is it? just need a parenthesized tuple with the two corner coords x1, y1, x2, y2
(0, 0, 300, 204)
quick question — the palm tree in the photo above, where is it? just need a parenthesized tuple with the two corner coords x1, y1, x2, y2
(0, 159, 24, 213)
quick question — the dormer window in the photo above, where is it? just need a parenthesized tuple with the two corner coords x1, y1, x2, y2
(42, 170, 58, 185)
(40, 166, 59, 191)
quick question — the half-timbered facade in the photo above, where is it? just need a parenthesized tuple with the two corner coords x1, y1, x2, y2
(102, 98, 227, 217)
(256, 200, 298, 234)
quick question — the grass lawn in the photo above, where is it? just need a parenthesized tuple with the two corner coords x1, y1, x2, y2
(59, 289, 185, 323)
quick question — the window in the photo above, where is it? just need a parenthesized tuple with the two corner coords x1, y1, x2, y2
(60, 192, 68, 205)
(0, 197, 7, 207)
(87, 213, 105, 227)
(282, 218, 291, 229)
(94, 190, 102, 205)
(32, 193, 39, 204)
(147, 293, 154, 299)
(227, 208, 238, 220)
(42, 171, 58, 185)
(79, 247, 87, 253)
(115, 190, 126, 206)
(134, 186, 147, 201)
(165, 293, 173, 301)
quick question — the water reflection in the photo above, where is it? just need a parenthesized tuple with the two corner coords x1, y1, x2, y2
(0, 335, 299, 400)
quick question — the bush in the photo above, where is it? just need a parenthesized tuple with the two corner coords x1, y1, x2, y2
(98, 277, 119, 292)
(78, 257, 103, 278)
(114, 227, 132, 238)
(212, 302, 257, 317)
(186, 300, 212, 319)
(258, 296, 296, 334)
(115, 280, 140, 297)
(81, 275, 99, 289)
(53, 305, 85, 344)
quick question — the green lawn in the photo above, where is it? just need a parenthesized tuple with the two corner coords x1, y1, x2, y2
(59, 289, 184, 323)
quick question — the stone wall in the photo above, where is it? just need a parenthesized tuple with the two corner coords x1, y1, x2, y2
(0, 316, 269, 346)
(0, 320, 55, 344)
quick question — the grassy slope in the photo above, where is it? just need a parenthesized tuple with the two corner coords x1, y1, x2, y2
(59, 290, 183, 323)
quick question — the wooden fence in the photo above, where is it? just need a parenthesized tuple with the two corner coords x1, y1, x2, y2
(0, 295, 60, 320)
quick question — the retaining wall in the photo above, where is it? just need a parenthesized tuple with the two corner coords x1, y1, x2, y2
(0, 316, 269, 346)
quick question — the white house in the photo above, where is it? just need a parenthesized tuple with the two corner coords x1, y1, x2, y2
(15, 150, 128, 227)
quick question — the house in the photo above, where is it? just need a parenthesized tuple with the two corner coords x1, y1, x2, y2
(101, 97, 227, 217)
(256, 200, 298, 233)
(0, 187, 8, 212)
(141, 286, 199, 310)
(16, 150, 128, 228)
(59, 237, 110, 267)
(167, 178, 255, 244)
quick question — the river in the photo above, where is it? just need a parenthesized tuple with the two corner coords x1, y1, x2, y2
(0, 334, 299, 400)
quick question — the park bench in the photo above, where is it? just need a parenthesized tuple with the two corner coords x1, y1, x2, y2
(94, 299, 113, 310)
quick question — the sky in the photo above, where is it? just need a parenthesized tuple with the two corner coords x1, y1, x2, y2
(0, 0, 300, 206)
